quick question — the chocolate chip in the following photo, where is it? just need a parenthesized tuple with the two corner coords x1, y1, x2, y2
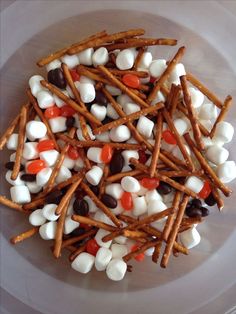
(66, 116, 75, 128)
(89, 185, 99, 195)
(191, 199, 202, 209)
(45, 190, 64, 204)
(71, 227, 86, 237)
(47, 68, 66, 89)
(101, 194, 117, 209)
(95, 90, 108, 105)
(204, 192, 216, 206)
(200, 207, 210, 217)
(109, 152, 124, 175)
(73, 199, 89, 216)
(174, 177, 186, 185)
(156, 182, 172, 195)
(20, 174, 36, 182)
(5, 161, 24, 171)
(185, 207, 202, 218)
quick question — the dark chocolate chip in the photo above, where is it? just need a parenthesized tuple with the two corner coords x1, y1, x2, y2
(45, 190, 64, 204)
(109, 152, 124, 175)
(204, 192, 216, 206)
(191, 199, 202, 209)
(66, 116, 75, 128)
(5, 161, 24, 171)
(47, 68, 67, 89)
(156, 182, 172, 195)
(89, 185, 99, 195)
(73, 199, 89, 216)
(71, 227, 86, 237)
(95, 90, 108, 105)
(200, 207, 210, 217)
(101, 194, 117, 209)
(20, 173, 36, 182)
(174, 177, 186, 185)
(185, 207, 202, 218)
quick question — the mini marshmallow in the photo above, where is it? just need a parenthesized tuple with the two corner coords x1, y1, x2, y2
(137, 185, 148, 196)
(114, 235, 127, 245)
(145, 156, 152, 167)
(144, 247, 155, 256)
(149, 59, 167, 77)
(76, 125, 95, 141)
(111, 244, 128, 259)
(205, 145, 229, 165)
(121, 150, 139, 165)
(172, 145, 190, 161)
(106, 259, 127, 281)
(121, 176, 140, 193)
(74, 157, 84, 171)
(109, 125, 131, 142)
(71, 252, 95, 274)
(147, 200, 167, 216)
(106, 103, 120, 120)
(105, 85, 122, 96)
(199, 102, 217, 120)
(173, 118, 189, 136)
(91, 104, 107, 121)
(83, 196, 98, 213)
(77, 48, 94, 66)
(36, 167, 52, 186)
(105, 183, 123, 200)
(180, 227, 201, 249)
(168, 63, 186, 84)
(123, 102, 140, 115)
(22, 142, 39, 160)
(213, 121, 234, 144)
(94, 211, 115, 226)
(60, 54, 79, 68)
(95, 229, 112, 248)
(39, 150, 59, 167)
(145, 189, 163, 203)
(9, 153, 26, 165)
(61, 156, 75, 169)
(85, 166, 103, 186)
(188, 87, 204, 108)
(137, 116, 154, 138)
(151, 219, 166, 232)
(10, 185, 31, 204)
(151, 91, 165, 106)
(116, 49, 135, 70)
(138, 51, 152, 69)
(77, 83, 95, 103)
(56, 166, 72, 184)
(6, 134, 19, 150)
(5, 171, 25, 186)
(36, 90, 54, 109)
(66, 85, 75, 99)
(216, 161, 236, 183)
(46, 59, 61, 72)
(26, 121, 47, 139)
(29, 209, 47, 226)
(200, 119, 213, 132)
(133, 196, 147, 216)
(28, 75, 45, 96)
(202, 136, 213, 149)
(95, 247, 112, 271)
(42, 204, 59, 221)
(96, 131, 110, 142)
(64, 216, 80, 234)
(117, 94, 132, 107)
(92, 47, 109, 66)
(185, 176, 204, 193)
(53, 90, 69, 108)
(49, 117, 67, 133)
(79, 75, 95, 85)
(26, 181, 42, 194)
(39, 221, 57, 240)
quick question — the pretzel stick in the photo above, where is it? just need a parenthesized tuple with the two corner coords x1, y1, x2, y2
(152, 241, 162, 263)
(148, 46, 186, 103)
(67, 28, 145, 55)
(186, 73, 223, 108)
(0, 195, 26, 212)
(184, 133, 232, 197)
(181, 217, 202, 227)
(160, 149, 187, 169)
(133, 47, 145, 70)
(93, 102, 164, 135)
(27, 89, 60, 151)
(165, 84, 177, 110)
(99, 164, 109, 197)
(72, 215, 116, 232)
(123, 230, 148, 240)
(123, 239, 160, 262)
(69, 243, 87, 262)
(86, 66, 149, 78)
(180, 76, 204, 150)
(149, 113, 163, 177)
(106, 170, 142, 183)
(0, 114, 20, 150)
(37, 30, 107, 66)
(130, 158, 198, 198)
(162, 108, 194, 171)
(158, 169, 204, 177)
(77, 65, 111, 85)
(211, 186, 224, 211)
(161, 194, 189, 268)
(10, 227, 39, 244)
(210, 95, 232, 138)
(61, 229, 97, 248)
(78, 147, 91, 170)
(40, 80, 101, 126)
(80, 182, 122, 227)
(169, 85, 181, 117)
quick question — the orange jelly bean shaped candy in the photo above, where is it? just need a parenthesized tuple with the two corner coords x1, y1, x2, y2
(70, 69, 80, 82)
(86, 238, 100, 256)
(198, 180, 211, 199)
(27, 160, 46, 174)
(140, 177, 160, 190)
(101, 144, 113, 163)
(61, 105, 76, 117)
(37, 139, 55, 152)
(44, 106, 61, 119)
(162, 130, 177, 145)
(131, 244, 145, 262)
(67, 146, 80, 160)
(122, 74, 140, 89)
(120, 191, 133, 211)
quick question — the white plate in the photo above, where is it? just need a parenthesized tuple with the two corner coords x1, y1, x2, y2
(1, 1, 236, 314)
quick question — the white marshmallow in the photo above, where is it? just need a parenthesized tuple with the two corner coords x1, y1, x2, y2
(105, 85, 122, 96)
(188, 87, 204, 108)
(138, 68, 150, 84)
(105, 183, 123, 200)
(147, 200, 167, 216)
(71, 252, 95, 274)
(151, 218, 166, 231)
(137, 116, 154, 138)
(39, 221, 57, 240)
(46, 59, 61, 72)
(123, 102, 140, 115)
(79, 75, 95, 85)
(95, 229, 112, 248)
(26, 181, 42, 194)
(77, 48, 94, 66)
(137, 185, 148, 196)
(66, 85, 74, 100)
(133, 196, 147, 216)
(61, 54, 79, 68)
(36, 167, 52, 186)
(22, 142, 39, 160)
(106, 103, 120, 120)
(106, 259, 127, 281)
(111, 244, 128, 259)
(151, 91, 165, 106)
(205, 145, 229, 165)
(96, 131, 110, 143)
(64, 216, 80, 234)
(29, 209, 46, 226)
(28, 75, 45, 97)
(185, 176, 204, 193)
(199, 103, 217, 120)
(9, 152, 26, 165)
(138, 52, 152, 69)
(121, 150, 139, 165)
(117, 94, 132, 107)
(172, 145, 190, 161)
(114, 235, 127, 245)
(42, 204, 59, 221)
(213, 121, 234, 144)
(116, 49, 135, 70)
(26, 121, 47, 139)
(149, 59, 167, 77)
(74, 157, 84, 171)
(144, 247, 155, 256)
(92, 47, 109, 66)
(121, 176, 140, 193)
(145, 189, 163, 203)
(127, 137, 138, 144)
(202, 136, 213, 148)
(216, 161, 236, 183)
(62, 156, 75, 169)
(36, 90, 54, 109)
(39, 150, 59, 167)
(53, 90, 69, 108)
(76, 125, 95, 141)
(56, 166, 72, 184)
(6, 134, 19, 150)
(5, 171, 25, 186)
(109, 125, 131, 142)
(91, 104, 107, 121)
(94, 211, 115, 226)
(83, 196, 98, 213)
(49, 117, 67, 133)
(180, 227, 201, 249)
(10, 185, 31, 204)
(173, 118, 188, 136)
(77, 83, 95, 103)
(169, 63, 186, 84)
(95, 247, 112, 271)
(200, 119, 213, 132)
(85, 166, 103, 186)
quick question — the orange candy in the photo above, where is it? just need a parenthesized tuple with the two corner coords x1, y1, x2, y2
(120, 191, 133, 211)
(61, 105, 76, 117)
(198, 180, 211, 199)
(140, 177, 160, 190)
(70, 69, 80, 82)
(37, 139, 55, 152)
(162, 130, 177, 145)
(101, 144, 113, 163)
(67, 146, 80, 160)
(44, 106, 61, 119)
(131, 244, 145, 262)
(86, 238, 100, 256)
(27, 160, 46, 174)
(122, 74, 140, 89)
